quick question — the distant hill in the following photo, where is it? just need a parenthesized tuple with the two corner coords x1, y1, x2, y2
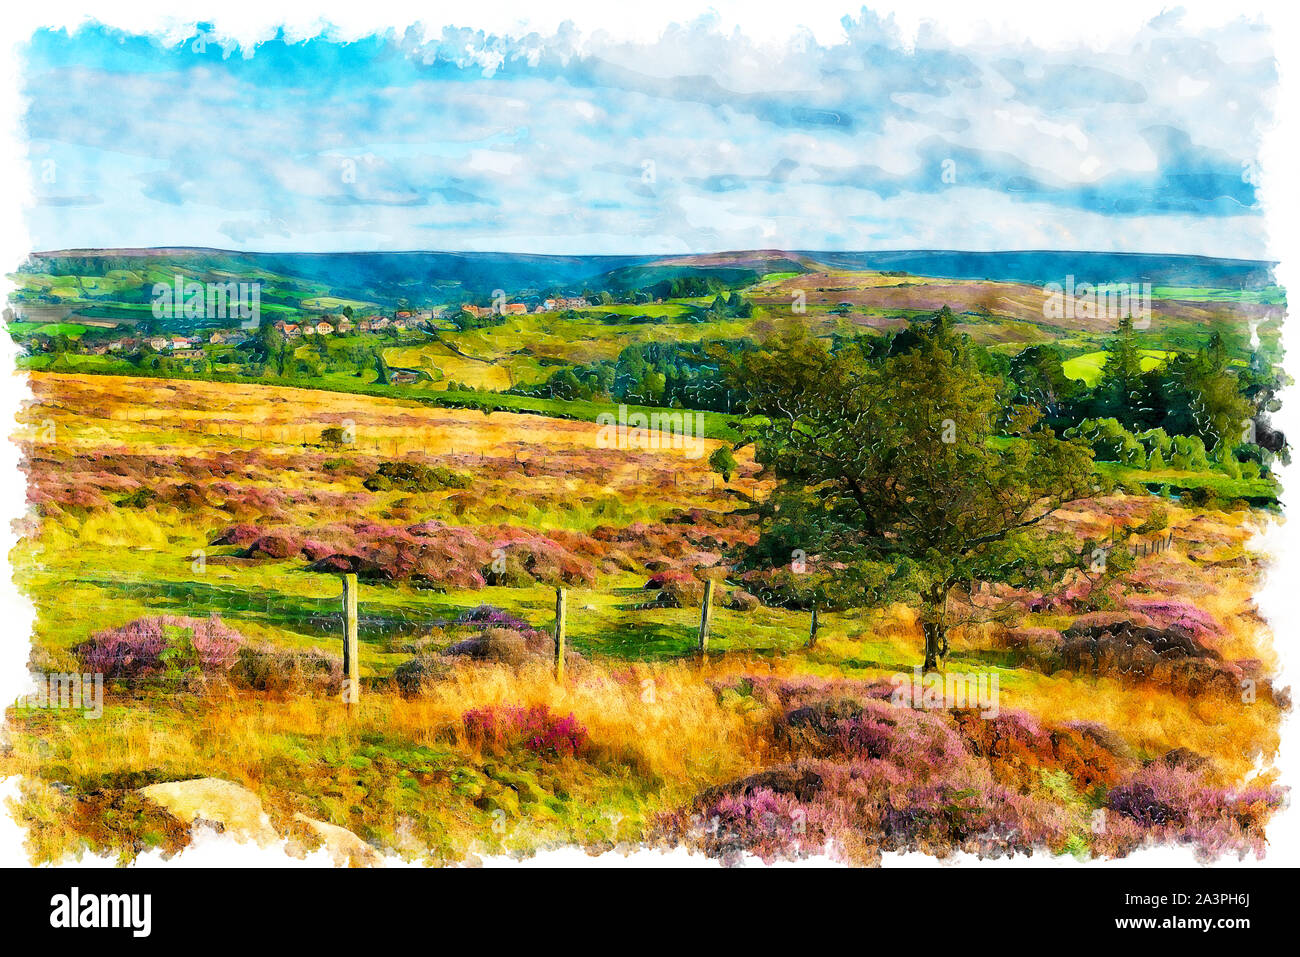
(11, 247, 1281, 330)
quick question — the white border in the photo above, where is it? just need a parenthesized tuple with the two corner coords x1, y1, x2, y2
(0, 0, 1295, 869)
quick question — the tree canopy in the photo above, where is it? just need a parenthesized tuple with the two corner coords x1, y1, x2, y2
(728, 308, 1102, 668)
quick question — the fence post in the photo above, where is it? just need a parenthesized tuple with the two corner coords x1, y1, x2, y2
(698, 578, 715, 655)
(807, 603, 820, 649)
(342, 573, 359, 709)
(554, 587, 567, 682)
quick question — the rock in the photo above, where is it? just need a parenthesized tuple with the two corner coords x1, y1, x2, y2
(138, 778, 278, 844)
(293, 813, 383, 867)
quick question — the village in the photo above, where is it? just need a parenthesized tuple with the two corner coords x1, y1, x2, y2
(8, 294, 597, 360)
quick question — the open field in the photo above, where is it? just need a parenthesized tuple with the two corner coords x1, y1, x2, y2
(2, 372, 1285, 866)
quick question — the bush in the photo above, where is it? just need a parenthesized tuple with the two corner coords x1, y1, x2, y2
(363, 461, 472, 493)
(393, 655, 451, 695)
(1066, 418, 1145, 467)
(1134, 505, 1169, 534)
(77, 615, 245, 684)
(230, 646, 342, 694)
(1136, 428, 1172, 459)
(462, 705, 588, 757)
(445, 627, 537, 666)
(1170, 435, 1211, 472)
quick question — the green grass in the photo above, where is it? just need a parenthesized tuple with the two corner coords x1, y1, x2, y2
(1151, 285, 1286, 305)
(1062, 349, 1175, 387)
(1095, 462, 1279, 502)
(6, 321, 91, 338)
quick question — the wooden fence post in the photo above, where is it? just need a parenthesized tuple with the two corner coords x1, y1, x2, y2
(807, 603, 820, 649)
(342, 573, 359, 709)
(698, 579, 715, 655)
(554, 587, 567, 682)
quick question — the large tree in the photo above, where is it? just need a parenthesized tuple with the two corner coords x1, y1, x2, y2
(728, 310, 1101, 669)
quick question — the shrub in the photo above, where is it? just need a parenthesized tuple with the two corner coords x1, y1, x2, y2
(445, 627, 537, 666)
(393, 655, 451, 695)
(1136, 428, 1172, 459)
(1170, 435, 1211, 472)
(1101, 764, 1284, 860)
(462, 705, 588, 757)
(1066, 418, 1145, 467)
(644, 570, 706, 607)
(77, 615, 245, 683)
(363, 461, 472, 493)
(230, 646, 342, 694)
(709, 446, 738, 482)
(456, 605, 545, 637)
(1134, 505, 1169, 534)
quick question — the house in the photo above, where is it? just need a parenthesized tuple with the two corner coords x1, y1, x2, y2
(502, 302, 528, 316)
(356, 320, 371, 333)
(336, 318, 354, 333)
(545, 297, 588, 311)
(396, 310, 412, 319)
(370, 317, 391, 330)
(147, 336, 169, 351)
(315, 321, 334, 336)
(282, 323, 301, 338)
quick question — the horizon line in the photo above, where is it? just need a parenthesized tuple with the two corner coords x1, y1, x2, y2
(26, 246, 1281, 266)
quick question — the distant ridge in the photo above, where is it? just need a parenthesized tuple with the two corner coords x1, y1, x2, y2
(24, 247, 1279, 295)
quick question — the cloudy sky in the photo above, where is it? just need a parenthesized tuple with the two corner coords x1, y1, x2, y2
(20, 11, 1277, 257)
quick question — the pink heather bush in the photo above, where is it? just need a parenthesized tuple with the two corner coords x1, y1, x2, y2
(1122, 598, 1223, 644)
(663, 757, 1070, 866)
(462, 705, 588, 758)
(680, 787, 829, 865)
(78, 614, 245, 678)
(1102, 764, 1284, 862)
(662, 680, 1282, 865)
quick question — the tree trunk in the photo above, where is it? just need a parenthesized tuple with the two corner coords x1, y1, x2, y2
(922, 621, 944, 671)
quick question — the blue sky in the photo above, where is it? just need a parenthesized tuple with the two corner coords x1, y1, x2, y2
(21, 12, 1277, 257)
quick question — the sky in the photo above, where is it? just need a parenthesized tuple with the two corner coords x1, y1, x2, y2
(19, 11, 1278, 258)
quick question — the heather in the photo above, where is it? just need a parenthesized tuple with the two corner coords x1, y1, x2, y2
(3, 373, 1286, 866)
(77, 615, 245, 683)
(462, 705, 589, 758)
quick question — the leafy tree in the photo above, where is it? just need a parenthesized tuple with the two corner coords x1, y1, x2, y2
(1064, 418, 1147, 467)
(728, 308, 1100, 669)
(1009, 345, 1084, 419)
(709, 446, 738, 482)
